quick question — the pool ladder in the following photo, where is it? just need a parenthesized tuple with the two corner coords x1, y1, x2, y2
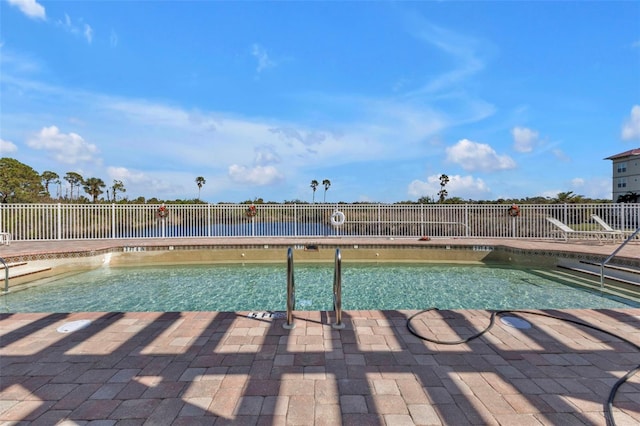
(284, 247, 344, 330)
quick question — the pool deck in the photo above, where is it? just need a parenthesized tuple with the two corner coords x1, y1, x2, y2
(1, 238, 639, 425)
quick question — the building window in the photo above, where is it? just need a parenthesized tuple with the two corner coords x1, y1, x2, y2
(617, 178, 627, 188)
(617, 162, 627, 173)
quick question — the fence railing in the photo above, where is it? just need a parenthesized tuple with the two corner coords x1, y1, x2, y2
(0, 203, 638, 242)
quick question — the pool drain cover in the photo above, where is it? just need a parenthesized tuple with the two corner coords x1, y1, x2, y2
(500, 316, 531, 330)
(57, 320, 92, 333)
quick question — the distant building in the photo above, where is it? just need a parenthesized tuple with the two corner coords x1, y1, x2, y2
(606, 148, 640, 202)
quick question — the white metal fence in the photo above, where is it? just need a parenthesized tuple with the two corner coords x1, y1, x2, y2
(0, 203, 638, 241)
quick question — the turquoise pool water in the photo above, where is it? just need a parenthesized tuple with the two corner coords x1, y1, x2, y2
(2, 263, 637, 313)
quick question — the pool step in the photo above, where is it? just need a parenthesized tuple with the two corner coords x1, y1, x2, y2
(0, 261, 28, 270)
(540, 265, 640, 303)
(557, 259, 639, 286)
(0, 262, 53, 286)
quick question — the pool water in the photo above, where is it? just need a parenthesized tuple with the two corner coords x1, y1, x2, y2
(1, 263, 637, 313)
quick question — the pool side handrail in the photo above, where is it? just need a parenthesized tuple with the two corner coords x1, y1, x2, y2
(1, 257, 8, 294)
(283, 247, 296, 329)
(333, 248, 345, 329)
(600, 226, 640, 288)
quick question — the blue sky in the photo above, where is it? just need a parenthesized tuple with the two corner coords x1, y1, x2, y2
(1, 0, 639, 203)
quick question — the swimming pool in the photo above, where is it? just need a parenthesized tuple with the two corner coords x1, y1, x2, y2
(2, 262, 637, 313)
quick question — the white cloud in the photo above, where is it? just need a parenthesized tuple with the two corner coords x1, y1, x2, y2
(446, 139, 516, 172)
(27, 126, 99, 165)
(228, 164, 283, 185)
(84, 24, 94, 44)
(621, 105, 640, 140)
(107, 166, 148, 184)
(511, 127, 539, 153)
(395, 16, 497, 130)
(57, 14, 93, 44)
(101, 97, 392, 170)
(251, 44, 275, 73)
(404, 16, 492, 96)
(60, 13, 72, 29)
(0, 138, 18, 154)
(408, 174, 490, 200)
(254, 145, 281, 166)
(8, 0, 45, 20)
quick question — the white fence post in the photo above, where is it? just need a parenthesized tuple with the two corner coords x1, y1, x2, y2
(465, 204, 470, 238)
(57, 203, 62, 241)
(111, 204, 116, 239)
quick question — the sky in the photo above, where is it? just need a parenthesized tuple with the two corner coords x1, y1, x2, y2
(1, 0, 639, 204)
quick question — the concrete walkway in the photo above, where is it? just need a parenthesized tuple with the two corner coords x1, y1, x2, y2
(1, 238, 639, 425)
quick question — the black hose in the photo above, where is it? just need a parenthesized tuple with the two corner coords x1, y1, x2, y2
(406, 307, 496, 345)
(406, 308, 640, 426)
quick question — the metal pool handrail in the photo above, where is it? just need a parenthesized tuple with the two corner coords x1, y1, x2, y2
(283, 247, 296, 329)
(1, 257, 8, 294)
(333, 248, 345, 329)
(600, 226, 640, 288)
(283, 247, 344, 330)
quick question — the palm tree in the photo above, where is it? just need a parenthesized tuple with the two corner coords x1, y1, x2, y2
(617, 191, 639, 203)
(83, 177, 106, 203)
(41, 171, 59, 198)
(310, 180, 319, 203)
(195, 176, 206, 200)
(112, 180, 126, 202)
(322, 179, 331, 202)
(438, 174, 450, 203)
(64, 172, 84, 200)
(554, 191, 582, 204)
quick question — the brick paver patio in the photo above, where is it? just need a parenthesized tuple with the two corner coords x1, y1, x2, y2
(2, 308, 639, 425)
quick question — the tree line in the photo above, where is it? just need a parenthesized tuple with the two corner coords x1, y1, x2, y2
(0, 157, 211, 204)
(0, 157, 127, 204)
(0, 157, 628, 205)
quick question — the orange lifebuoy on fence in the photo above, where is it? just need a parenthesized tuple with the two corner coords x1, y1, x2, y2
(156, 205, 168, 219)
(508, 205, 520, 217)
(246, 205, 257, 217)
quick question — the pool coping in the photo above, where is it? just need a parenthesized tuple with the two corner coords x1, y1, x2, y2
(2, 237, 639, 265)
